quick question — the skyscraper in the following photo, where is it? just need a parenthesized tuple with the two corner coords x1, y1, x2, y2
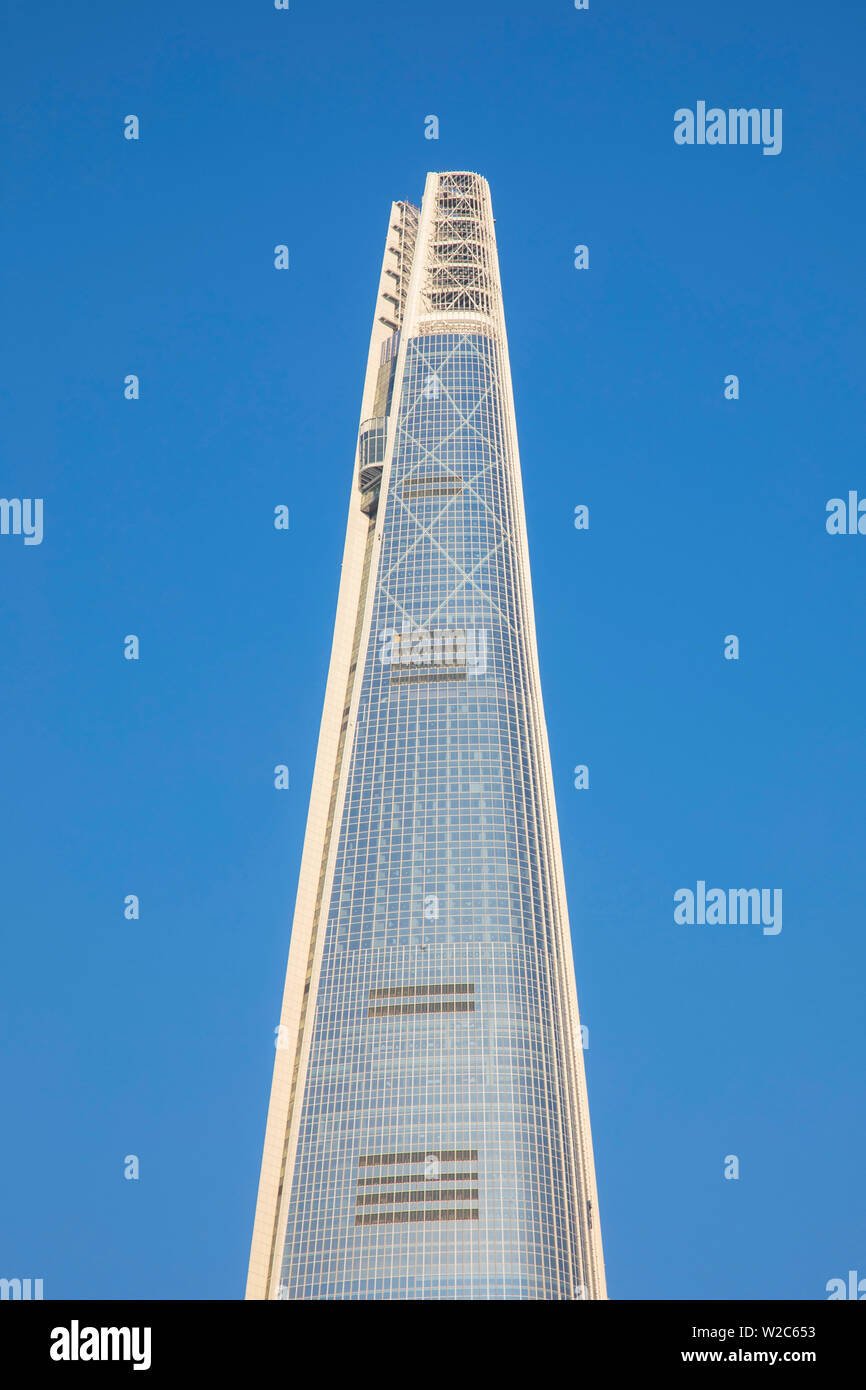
(247, 171, 606, 1301)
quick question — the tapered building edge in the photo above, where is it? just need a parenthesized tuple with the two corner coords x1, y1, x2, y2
(245, 200, 419, 1300)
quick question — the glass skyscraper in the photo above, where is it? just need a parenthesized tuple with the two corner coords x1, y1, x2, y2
(247, 172, 607, 1301)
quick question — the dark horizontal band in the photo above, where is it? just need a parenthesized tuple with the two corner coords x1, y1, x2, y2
(359, 1149, 478, 1167)
(357, 1188, 478, 1206)
(368, 1001, 476, 1017)
(390, 668, 468, 683)
(369, 983, 475, 999)
(357, 1172, 476, 1186)
(355, 1209, 480, 1226)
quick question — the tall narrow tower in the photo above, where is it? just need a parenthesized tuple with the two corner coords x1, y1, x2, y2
(247, 172, 606, 1301)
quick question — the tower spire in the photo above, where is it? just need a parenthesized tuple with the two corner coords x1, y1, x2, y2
(247, 173, 606, 1301)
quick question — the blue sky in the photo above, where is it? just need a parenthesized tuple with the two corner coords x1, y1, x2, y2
(2, 0, 864, 1300)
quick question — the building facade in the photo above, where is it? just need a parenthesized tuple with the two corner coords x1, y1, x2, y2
(247, 172, 606, 1301)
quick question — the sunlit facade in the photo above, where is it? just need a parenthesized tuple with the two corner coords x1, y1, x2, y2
(247, 172, 606, 1301)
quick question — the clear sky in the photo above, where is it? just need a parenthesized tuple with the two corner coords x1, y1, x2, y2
(2, 0, 864, 1301)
